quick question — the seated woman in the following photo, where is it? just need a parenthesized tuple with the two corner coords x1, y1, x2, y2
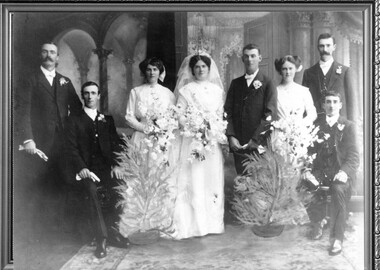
(274, 55, 317, 125)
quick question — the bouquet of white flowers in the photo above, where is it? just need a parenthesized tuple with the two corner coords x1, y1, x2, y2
(179, 103, 227, 162)
(138, 101, 179, 163)
(269, 113, 320, 168)
(232, 113, 322, 229)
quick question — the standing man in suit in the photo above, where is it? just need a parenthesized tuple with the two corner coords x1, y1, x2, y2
(224, 43, 277, 175)
(303, 91, 359, 255)
(65, 81, 129, 258)
(16, 42, 83, 230)
(302, 33, 358, 122)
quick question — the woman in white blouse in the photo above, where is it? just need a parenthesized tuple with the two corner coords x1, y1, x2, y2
(274, 55, 317, 126)
(125, 57, 176, 156)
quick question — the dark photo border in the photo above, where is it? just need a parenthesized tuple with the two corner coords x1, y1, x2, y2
(0, 1, 376, 269)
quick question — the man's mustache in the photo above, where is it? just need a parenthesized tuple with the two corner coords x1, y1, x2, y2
(42, 56, 54, 62)
(321, 51, 330, 56)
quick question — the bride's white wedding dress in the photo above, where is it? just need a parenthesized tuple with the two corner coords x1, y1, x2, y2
(172, 80, 225, 239)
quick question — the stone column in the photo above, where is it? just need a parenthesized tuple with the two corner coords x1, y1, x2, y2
(289, 12, 313, 81)
(123, 56, 135, 101)
(93, 47, 112, 113)
(76, 56, 89, 86)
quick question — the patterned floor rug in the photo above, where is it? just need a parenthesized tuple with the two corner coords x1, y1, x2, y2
(60, 213, 364, 270)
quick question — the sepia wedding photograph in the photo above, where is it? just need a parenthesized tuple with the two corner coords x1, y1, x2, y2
(0, 1, 375, 270)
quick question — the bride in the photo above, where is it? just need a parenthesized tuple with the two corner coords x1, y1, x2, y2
(171, 53, 226, 239)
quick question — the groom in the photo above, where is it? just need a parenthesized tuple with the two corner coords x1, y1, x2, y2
(224, 43, 277, 175)
(65, 81, 129, 258)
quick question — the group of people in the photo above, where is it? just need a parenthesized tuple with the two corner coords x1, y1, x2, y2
(17, 32, 359, 259)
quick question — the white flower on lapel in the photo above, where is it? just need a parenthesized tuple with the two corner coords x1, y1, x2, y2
(336, 66, 342, 74)
(253, 80, 262, 90)
(59, 77, 68, 86)
(337, 123, 345, 131)
(97, 114, 106, 123)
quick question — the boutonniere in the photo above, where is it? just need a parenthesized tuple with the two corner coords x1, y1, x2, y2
(59, 77, 68, 86)
(253, 80, 262, 90)
(336, 66, 342, 74)
(336, 124, 345, 141)
(97, 114, 106, 123)
(337, 123, 345, 131)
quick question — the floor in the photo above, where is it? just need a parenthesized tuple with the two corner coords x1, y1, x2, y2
(13, 154, 367, 270)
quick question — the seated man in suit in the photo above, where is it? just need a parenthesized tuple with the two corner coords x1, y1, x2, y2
(65, 81, 129, 258)
(302, 91, 359, 256)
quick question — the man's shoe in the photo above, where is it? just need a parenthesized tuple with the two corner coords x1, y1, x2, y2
(95, 238, 107, 258)
(329, 239, 342, 256)
(329, 238, 335, 249)
(108, 232, 130, 249)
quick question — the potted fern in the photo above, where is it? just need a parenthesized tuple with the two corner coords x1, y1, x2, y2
(231, 115, 320, 237)
(114, 135, 177, 244)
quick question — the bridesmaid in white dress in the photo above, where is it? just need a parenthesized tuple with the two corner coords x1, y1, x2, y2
(273, 55, 317, 225)
(274, 55, 317, 125)
(172, 53, 226, 239)
(125, 57, 176, 162)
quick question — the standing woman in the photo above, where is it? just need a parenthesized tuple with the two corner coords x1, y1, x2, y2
(125, 57, 176, 159)
(172, 53, 226, 239)
(274, 55, 317, 125)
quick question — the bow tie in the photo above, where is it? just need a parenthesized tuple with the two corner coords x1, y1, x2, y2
(46, 72, 56, 78)
(245, 74, 255, 80)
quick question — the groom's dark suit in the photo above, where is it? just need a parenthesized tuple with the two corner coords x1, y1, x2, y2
(224, 71, 277, 174)
(302, 61, 357, 122)
(307, 113, 359, 243)
(65, 110, 123, 242)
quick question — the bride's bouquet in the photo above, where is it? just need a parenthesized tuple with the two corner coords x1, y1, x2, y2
(138, 101, 179, 162)
(179, 103, 227, 162)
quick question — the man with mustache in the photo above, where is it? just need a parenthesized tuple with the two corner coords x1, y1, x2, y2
(16, 42, 82, 232)
(302, 33, 358, 122)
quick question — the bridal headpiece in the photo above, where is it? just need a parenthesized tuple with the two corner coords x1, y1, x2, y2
(174, 50, 224, 98)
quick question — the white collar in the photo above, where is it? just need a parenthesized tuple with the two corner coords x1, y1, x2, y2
(245, 69, 259, 80)
(84, 107, 98, 121)
(319, 58, 334, 68)
(40, 66, 56, 77)
(326, 114, 339, 127)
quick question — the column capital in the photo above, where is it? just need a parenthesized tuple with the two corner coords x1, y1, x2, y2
(312, 11, 335, 28)
(123, 58, 135, 65)
(93, 47, 113, 60)
(290, 12, 313, 28)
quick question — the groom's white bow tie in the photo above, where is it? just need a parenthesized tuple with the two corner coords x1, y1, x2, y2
(245, 74, 255, 80)
(46, 71, 56, 78)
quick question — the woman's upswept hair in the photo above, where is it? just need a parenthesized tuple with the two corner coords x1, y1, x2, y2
(274, 55, 302, 74)
(139, 57, 165, 76)
(189, 55, 211, 75)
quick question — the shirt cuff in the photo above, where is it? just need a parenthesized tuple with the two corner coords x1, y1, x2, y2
(23, 139, 33, 144)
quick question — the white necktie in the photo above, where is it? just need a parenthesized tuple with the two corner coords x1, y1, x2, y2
(45, 72, 55, 86)
(320, 62, 330, 76)
(326, 117, 336, 127)
(245, 74, 255, 87)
